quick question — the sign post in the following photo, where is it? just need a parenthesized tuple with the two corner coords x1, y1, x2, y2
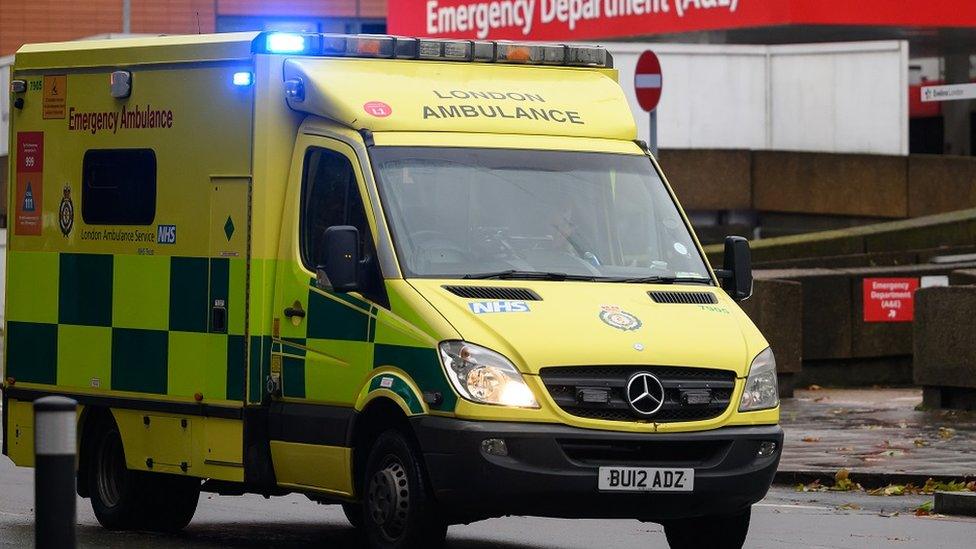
(635, 50, 663, 156)
(34, 396, 78, 548)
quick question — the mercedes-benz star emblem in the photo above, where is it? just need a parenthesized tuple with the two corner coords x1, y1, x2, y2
(625, 372, 666, 416)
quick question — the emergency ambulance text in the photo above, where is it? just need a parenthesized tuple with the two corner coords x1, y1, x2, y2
(68, 104, 174, 135)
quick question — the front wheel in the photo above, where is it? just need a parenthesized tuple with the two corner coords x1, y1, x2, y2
(663, 507, 751, 549)
(361, 430, 447, 549)
(342, 501, 364, 529)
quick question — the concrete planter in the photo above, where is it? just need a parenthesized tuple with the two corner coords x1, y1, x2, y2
(914, 286, 976, 410)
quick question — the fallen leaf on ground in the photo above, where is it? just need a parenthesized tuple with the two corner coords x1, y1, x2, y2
(915, 501, 933, 516)
(801, 436, 821, 443)
(832, 468, 862, 492)
(868, 484, 906, 496)
(795, 480, 825, 493)
(938, 427, 955, 440)
(837, 503, 861, 511)
(879, 511, 900, 518)
(913, 439, 929, 447)
(808, 384, 822, 391)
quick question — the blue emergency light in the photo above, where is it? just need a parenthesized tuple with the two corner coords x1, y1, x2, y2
(265, 33, 307, 54)
(232, 72, 253, 86)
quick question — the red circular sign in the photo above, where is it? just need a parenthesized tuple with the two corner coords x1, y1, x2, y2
(635, 50, 663, 112)
(364, 101, 392, 118)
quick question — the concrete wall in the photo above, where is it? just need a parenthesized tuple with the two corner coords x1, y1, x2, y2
(658, 149, 752, 211)
(738, 278, 803, 397)
(608, 41, 909, 156)
(753, 261, 976, 387)
(908, 155, 976, 217)
(914, 286, 976, 409)
(659, 149, 976, 221)
(752, 152, 907, 218)
(704, 208, 976, 265)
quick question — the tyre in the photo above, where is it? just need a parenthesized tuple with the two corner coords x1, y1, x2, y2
(663, 507, 751, 549)
(343, 501, 364, 529)
(139, 472, 200, 532)
(361, 430, 447, 549)
(88, 422, 144, 530)
(87, 418, 200, 532)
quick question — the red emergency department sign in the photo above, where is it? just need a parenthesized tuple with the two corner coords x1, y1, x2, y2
(635, 50, 662, 112)
(863, 278, 919, 323)
(391, 1, 976, 42)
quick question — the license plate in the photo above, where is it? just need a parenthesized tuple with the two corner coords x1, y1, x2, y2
(598, 467, 694, 492)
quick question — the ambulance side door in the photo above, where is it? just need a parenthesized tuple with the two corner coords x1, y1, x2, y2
(270, 136, 385, 486)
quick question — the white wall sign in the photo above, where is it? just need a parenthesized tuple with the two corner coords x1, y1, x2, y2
(920, 83, 976, 103)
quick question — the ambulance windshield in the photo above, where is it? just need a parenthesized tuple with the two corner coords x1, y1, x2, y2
(372, 147, 712, 283)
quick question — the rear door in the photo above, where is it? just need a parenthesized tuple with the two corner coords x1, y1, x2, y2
(208, 176, 251, 403)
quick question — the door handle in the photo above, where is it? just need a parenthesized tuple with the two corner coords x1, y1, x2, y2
(283, 301, 306, 319)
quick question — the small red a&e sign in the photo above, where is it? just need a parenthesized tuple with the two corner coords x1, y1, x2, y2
(863, 278, 919, 322)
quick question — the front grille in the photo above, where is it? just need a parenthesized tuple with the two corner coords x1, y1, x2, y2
(649, 291, 718, 304)
(443, 285, 541, 301)
(540, 365, 736, 423)
(559, 439, 730, 467)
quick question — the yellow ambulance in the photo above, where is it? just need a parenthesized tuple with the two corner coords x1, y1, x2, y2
(3, 31, 781, 549)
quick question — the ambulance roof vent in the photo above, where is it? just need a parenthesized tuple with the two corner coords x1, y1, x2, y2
(253, 32, 612, 68)
(648, 291, 718, 305)
(443, 285, 542, 301)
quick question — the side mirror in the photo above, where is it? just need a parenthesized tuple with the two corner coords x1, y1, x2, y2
(316, 226, 361, 292)
(715, 236, 752, 301)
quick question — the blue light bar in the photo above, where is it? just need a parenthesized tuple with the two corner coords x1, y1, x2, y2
(266, 33, 307, 54)
(232, 72, 253, 86)
(249, 32, 612, 68)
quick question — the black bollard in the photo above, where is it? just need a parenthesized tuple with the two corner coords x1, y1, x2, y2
(33, 396, 78, 549)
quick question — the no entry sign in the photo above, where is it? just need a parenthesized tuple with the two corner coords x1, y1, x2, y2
(863, 278, 919, 322)
(635, 50, 663, 112)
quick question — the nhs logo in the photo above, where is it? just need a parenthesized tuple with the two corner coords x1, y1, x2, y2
(157, 225, 177, 244)
(468, 300, 531, 314)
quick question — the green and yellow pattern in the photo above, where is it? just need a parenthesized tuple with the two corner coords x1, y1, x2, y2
(6, 251, 248, 403)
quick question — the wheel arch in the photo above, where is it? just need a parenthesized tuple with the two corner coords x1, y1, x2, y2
(348, 368, 432, 500)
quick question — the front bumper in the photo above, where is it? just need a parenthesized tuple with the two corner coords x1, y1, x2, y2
(411, 417, 782, 524)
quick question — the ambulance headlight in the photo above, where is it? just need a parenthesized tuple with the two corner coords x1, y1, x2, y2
(438, 341, 538, 408)
(738, 348, 779, 412)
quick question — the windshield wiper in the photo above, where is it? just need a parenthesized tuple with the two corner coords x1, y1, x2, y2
(611, 275, 714, 285)
(462, 270, 599, 281)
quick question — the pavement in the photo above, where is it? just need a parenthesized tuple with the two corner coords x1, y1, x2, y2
(778, 388, 976, 485)
(3, 387, 976, 547)
(2, 453, 975, 549)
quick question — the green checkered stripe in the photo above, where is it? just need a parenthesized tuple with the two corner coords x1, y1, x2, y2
(273, 281, 457, 411)
(5, 251, 247, 401)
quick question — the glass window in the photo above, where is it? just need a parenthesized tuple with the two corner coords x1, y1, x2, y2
(299, 147, 371, 270)
(372, 147, 712, 283)
(81, 149, 156, 225)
